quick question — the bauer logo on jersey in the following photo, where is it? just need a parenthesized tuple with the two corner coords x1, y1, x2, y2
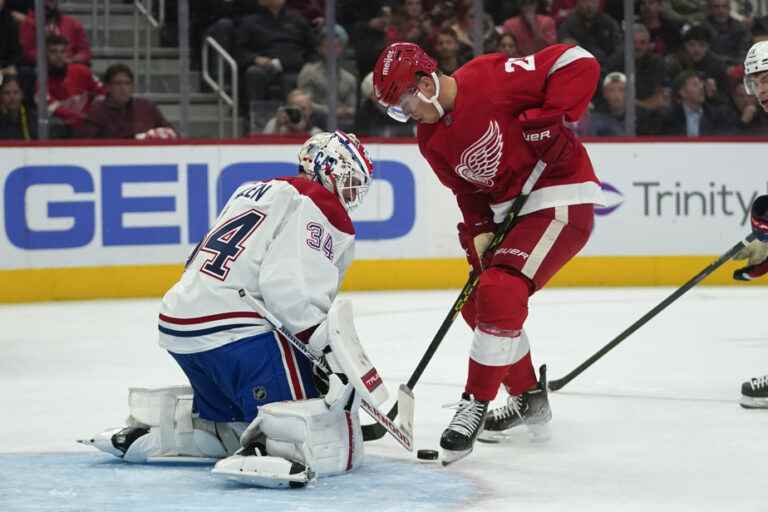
(455, 120, 503, 188)
(362, 367, 383, 392)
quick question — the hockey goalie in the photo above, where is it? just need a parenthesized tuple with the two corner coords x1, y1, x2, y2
(80, 131, 382, 488)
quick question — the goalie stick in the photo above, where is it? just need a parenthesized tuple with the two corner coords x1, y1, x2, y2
(548, 233, 758, 391)
(362, 160, 547, 441)
(237, 289, 415, 452)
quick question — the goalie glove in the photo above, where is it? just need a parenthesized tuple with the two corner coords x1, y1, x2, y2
(457, 221, 494, 272)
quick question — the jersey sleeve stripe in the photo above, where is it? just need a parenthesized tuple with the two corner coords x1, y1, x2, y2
(547, 46, 596, 77)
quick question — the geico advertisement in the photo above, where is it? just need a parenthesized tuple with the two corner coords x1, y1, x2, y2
(585, 143, 768, 256)
(2, 142, 766, 270)
(0, 144, 461, 270)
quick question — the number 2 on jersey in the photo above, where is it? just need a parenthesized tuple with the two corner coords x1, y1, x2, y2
(197, 209, 266, 280)
(504, 55, 535, 73)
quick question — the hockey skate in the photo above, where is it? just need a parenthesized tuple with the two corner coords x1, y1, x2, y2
(78, 426, 150, 458)
(740, 374, 768, 409)
(439, 393, 488, 466)
(478, 365, 552, 443)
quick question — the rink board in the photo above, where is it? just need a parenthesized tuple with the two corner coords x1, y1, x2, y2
(1, 138, 766, 302)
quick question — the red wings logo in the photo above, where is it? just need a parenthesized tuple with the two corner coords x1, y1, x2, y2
(454, 120, 503, 187)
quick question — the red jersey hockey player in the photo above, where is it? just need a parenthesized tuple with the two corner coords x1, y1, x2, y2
(373, 42, 604, 463)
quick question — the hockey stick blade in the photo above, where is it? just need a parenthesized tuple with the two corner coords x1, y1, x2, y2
(362, 160, 548, 442)
(548, 233, 757, 392)
(238, 289, 413, 451)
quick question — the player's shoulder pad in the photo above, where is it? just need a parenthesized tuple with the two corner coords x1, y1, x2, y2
(277, 176, 355, 235)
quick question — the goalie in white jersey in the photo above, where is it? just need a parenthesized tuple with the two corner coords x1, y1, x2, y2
(81, 130, 378, 488)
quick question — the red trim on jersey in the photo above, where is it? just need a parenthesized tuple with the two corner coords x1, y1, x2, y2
(345, 411, 354, 471)
(277, 176, 355, 235)
(158, 311, 263, 325)
(277, 333, 305, 400)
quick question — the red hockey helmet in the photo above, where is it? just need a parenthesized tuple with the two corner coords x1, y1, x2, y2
(373, 42, 437, 107)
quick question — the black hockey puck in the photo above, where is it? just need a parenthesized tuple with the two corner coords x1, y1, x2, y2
(416, 449, 439, 461)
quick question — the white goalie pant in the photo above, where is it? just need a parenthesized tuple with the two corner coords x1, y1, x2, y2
(213, 375, 364, 488)
(88, 386, 244, 463)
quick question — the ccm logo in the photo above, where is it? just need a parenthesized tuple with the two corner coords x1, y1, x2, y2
(524, 130, 551, 142)
(362, 368, 383, 392)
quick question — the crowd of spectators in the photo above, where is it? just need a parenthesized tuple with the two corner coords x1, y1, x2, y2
(6, 0, 768, 140)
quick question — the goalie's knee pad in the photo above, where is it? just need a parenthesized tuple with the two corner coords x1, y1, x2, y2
(82, 387, 245, 463)
(240, 375, 364, 478)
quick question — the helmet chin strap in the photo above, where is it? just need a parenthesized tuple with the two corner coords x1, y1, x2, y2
(416, 72, 445, 118)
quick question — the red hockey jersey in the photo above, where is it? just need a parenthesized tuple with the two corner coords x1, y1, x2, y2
(417, 44, 604, 227)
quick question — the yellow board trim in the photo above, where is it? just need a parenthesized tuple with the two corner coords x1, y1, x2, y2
(0, 256, 764, 303)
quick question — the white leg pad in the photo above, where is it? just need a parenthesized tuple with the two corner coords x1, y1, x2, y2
(239, 376, 364, 478)
(82, 387, 244, 463)
(212, 454, 313, 488)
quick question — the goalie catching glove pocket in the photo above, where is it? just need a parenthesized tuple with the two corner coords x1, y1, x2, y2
(520, 115, 576, 166)
(734, 195, 768, 281)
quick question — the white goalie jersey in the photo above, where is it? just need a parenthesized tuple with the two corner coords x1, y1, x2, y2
(158, 176, 356, 354)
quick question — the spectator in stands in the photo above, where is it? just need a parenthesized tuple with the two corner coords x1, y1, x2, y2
(388, 0, 433, 45)
(348, 4, 392, 79)
(0, 74, 36, 140)
(583, 71, 663, 136)
(286, 0, 325, 26)
(448, 0, 498, 56)
(6, 0, 31, 22)
(434, 27, 464, 75)
(667, 0, 708, 24)
(501, 0, 556, 56)
(550, 0, 606, 26)
(640, 0, 684, 56)
(605, 24, 668, 111)
(20, 0, 91, 66)
(297, 26, 356, 131)
(42, 34, 104, 131)
(702, 0, 750, 64)
(729, 79, 768, 134)
(497, 32, 521, 58)
(76, 64, 177, 140)
(662, 70, 735, 135)
(557, 0, 622, 67)
(1, 0, 22, 77)
(263, 88, 321, 135)
(235, 0, 316, 104)
(666, 24, 730, 104)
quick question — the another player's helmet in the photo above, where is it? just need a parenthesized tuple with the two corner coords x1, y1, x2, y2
(744, 41, 768, 95)
(372, 42, 444, 122)
(298, 131, 374, 211)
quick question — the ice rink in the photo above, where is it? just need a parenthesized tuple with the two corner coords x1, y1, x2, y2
(2, 286, 768, 511)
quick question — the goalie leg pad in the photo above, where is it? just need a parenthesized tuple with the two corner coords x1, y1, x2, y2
(327, 299, 389, 407)
(213, 449, 313, 488)
(82, 387, 245, 463)
(240, 375, 364, 477)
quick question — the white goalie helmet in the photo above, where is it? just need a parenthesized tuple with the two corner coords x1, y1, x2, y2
(744, 41, 768, 95)
(298, 130, 374, 211)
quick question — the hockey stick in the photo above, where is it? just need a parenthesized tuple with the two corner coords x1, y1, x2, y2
(237, 289, 415, 452)
(548, 232, 758, 392)
(361, 160, 548, 442)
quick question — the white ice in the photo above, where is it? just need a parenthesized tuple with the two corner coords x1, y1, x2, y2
(2, 287, 768, 511)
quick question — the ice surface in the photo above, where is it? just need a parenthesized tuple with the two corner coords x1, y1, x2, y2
(2, 287, 768, 511)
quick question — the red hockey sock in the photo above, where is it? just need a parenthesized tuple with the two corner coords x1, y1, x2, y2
(501, 353, 537, 395)
(466, 358, 511, 401)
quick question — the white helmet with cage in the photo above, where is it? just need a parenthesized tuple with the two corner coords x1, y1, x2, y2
(298, 131, 374, 211)
(744, 41, 768, 95)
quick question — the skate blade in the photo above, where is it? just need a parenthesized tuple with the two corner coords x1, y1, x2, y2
(477, 422, 551, 444)
(740, 395, 768, 409)
(440, 447, 472, 466)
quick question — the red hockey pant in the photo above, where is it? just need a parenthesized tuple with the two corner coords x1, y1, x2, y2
(461, 204, 594, 401)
